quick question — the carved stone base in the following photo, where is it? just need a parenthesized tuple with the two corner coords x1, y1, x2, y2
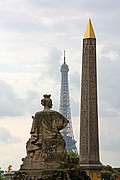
(13, 167, 91, 180)
(80, 162, 103, 180)
(20, 137, 69, 170)
(13, 95, 82, 180)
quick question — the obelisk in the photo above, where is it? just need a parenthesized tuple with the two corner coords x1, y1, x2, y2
(80, 19, 103, 180)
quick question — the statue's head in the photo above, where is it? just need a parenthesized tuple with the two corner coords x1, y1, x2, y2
(41, 94, 52, 110)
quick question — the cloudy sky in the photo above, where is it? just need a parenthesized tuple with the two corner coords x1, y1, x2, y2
(0, 0, 120, 170)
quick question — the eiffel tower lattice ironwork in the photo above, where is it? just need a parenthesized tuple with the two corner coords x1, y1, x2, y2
(59, 50, 77, 153)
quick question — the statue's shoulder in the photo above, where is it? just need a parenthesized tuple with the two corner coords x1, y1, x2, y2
(34, 110, 54, 117)
(34, 110, 67, 122)
(52, 110, 67, 119)
(34, 111, 43, 117)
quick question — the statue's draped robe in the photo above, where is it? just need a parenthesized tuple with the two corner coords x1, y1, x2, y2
(14, 104, 80, 179)
(26, 110, 68, 155)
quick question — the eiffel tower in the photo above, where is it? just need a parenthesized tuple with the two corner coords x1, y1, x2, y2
(59, 51, 77, 153)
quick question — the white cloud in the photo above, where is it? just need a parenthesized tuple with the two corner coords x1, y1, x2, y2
(101, 151, 120, 168)
(0, 127, 21, 144)
(0, 80, 25, 117)
(0, 115, 32, 170)
(104, 50, 119, 61)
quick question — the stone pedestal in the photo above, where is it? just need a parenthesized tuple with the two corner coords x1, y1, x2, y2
(14, 95, 81, 180)
(80, 163, 103, 180)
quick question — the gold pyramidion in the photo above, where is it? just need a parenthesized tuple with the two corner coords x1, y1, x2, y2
(84, 19, 96, 39)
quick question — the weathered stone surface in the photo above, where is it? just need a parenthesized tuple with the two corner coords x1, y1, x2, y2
(80, 19, 103, 180)
(14, 95, 80, 179)
(14, 168, 91, 180)
(80, 38, 100, 163)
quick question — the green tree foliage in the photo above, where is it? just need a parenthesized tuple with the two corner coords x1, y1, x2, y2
(67, 151, 79, 158)
(102, 165, 120, 180)
(0, 167, 6, 180)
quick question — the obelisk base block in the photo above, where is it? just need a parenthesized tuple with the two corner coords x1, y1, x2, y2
(80, 163, 103, 180)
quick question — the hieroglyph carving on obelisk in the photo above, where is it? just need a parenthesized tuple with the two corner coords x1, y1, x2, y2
(80, 19, 103, 180)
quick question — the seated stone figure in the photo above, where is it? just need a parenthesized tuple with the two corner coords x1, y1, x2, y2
(21, 94, 69, 170)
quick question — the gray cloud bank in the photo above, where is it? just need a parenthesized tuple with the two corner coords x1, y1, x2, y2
(0, 80, 24, 117)
(0, 80, 40, 117)
(0, 127, 21, 144)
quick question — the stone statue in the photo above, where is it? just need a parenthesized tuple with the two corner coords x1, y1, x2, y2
(14, 95, 81, 180)
(20, 95, 69, 170)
